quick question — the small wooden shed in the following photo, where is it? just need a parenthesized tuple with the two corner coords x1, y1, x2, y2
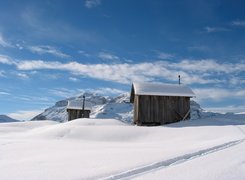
(67, 100, 92, 121)
(130, 82, 195, 125)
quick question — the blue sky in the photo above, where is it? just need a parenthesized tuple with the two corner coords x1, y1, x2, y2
(0, 0, 244, 120)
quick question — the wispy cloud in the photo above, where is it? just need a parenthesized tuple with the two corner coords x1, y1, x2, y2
(0, 33, 12, 47)
(231, 20, 245, 26)
(0, 55, 15, 65)
(49, 88, 81, 98)
(78, 50, 91, 57)
(188, 45, 209, 52)
(7, 110, 43, 120)
(82, 87, 127, 96)
(16, 73, 29, 79)
(229, 77, 245, 86)
(14, 95, 53, 103)
(84, 0, 102, 8)
(21, 8, 102, 44)
(0, 91, 10, 95)
(28, 45, 70, 58)
(98, 52, 120, 61)
(69, 77, 79, 82)
(0, 70, 6, 77)
(193, 88, 245, 101)
(13, 59, 245, 85)
(204, 26, 230, 33)
(15, 43, 24, 50)
(204, 105, 245, 114)
(157, 52, 175, 60)
(168, 59, 245, 73)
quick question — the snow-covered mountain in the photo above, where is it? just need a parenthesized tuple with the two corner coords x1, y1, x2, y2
(0, 115, 19, 123)
(32, 93, 133, 123)
(32, 93, 209, 123)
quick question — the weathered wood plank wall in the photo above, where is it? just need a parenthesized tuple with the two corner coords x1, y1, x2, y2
(134, 95, 190, 125)
(67, 109, 90, 121)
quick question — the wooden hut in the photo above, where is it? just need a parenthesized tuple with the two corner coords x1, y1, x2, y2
(130, 82, 195, 125)
(67, 100, 92, 121)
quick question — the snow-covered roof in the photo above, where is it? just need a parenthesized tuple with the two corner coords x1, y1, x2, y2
(132, 82, 195, 97)
(67, 100, 92, 110)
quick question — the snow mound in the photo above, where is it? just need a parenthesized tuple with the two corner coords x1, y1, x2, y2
(13, 119, 150, 142)
(0, 116, 245, 180)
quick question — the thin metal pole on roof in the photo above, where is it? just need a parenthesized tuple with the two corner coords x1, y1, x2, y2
(82, 95, 85, 118)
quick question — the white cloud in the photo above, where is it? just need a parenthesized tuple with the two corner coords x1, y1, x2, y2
(157, 52, 175, 59)
(229, 77, 245, 86)
(0, 55, 15, 65)
(0, 34, 12, 47)
(84, 87, 127, 96)
(168, 59, 245, 73)
(0, 91, 10, 95)
(204, 105, 245, 114)
(13, 59, 245, 85)
(16, 60, 60, 70)
(78, 50, 91, 57)
(7, 110, 43, 121)
(193, 88, 245, 101)
(14, 95, 54, 104)
(188, 46, 209, 52)
(28, 45, 70, 58)
(0, 70, 6, 77)
(98, 52, 120, 61)
(49, 88, 81, 98)
(231, 20, 245, 26)
(16, 43, 24, 50)
(235, 89, 245, 97)
(69, 77, 79, 82)
(84, 0, 101, 8)
(16, 73, 29, 79)
(204, 26, 229, 33)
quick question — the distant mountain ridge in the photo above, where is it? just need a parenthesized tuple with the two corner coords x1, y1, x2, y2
(32, 93, 133, 123)
(0, 115, 19, 123)
(32, 93, 208, 123)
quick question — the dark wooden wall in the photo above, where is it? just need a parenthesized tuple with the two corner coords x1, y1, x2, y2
(67, 109, 90, 121)
(134, 95, 190, 125)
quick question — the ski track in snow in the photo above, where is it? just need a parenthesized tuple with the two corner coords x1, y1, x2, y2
(101, 138, 245, 180)
(236, 126, 245, 135)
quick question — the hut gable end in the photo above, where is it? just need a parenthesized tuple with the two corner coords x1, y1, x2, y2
(130, 82, 195, 126)
(67, 100, 92, 121)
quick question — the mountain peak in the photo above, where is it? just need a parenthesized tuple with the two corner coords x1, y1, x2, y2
(0, 115, 19, 123)
(32, 93, 205, 123)
(32, 93, 131, 122)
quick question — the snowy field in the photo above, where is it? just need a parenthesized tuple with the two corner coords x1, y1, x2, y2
(0, 117, 245, 180)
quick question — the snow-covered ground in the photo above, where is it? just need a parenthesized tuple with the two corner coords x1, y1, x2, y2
(0, 116, 244, 180)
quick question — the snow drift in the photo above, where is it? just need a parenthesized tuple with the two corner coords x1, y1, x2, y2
(0, 116, 244, 180)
